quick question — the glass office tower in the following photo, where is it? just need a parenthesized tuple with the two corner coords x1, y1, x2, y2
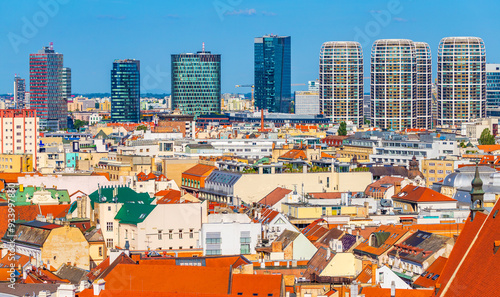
(319, 41, 363, 126)
(254, 35, 291, 113)
(29, 44, 66, 130)
(486, 64, 500, 116)
(437, 37, 486, 126)
(171, 51, 221, 117)
(111, 59, 140, 123)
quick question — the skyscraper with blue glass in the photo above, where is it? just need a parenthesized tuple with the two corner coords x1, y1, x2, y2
(171, 50, 221, 117)
(254, 35, 291, 113)
(111, 59, 140, 123)
(486, 64, 500, 116)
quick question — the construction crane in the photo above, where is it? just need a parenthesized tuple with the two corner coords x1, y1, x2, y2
(235, 84, 255, 111)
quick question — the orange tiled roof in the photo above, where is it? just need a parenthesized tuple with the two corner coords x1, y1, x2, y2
(258, 187, 292, 207)
(437, 201, 500, 296)
(259, 208, 280, 224)
(320, 152, 336, 159)
(308, 192, 342, 199)
(355, 263, 374, 284)
(303, 246, 334, 279)
(353, 225, 409, 258)
(365, 176, 403, 197)
(392, 185, 456, 202)
(302, 219, 329, 242)
(361, 287, 433, 297)
(0, 172, 41, 183)
(413, 256, 447, 288)
(278, 149, 307, 160)
(183, 164, 216, 177)
(156, 189, 183, 204)
(477, 144, 500, 153)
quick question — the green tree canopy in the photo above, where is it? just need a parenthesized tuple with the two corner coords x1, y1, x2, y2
(479, 128, 496, 145)
(73, 119, 88, 131)
(338, 121, 347, 136)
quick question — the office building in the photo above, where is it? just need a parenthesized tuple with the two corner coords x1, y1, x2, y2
(371, 39, 417, 130)
(308, 80, 319, 92)
(61, 67, 71, 103)
(295, 91, 320, 115)
(319, 41, 363, 126)
(171, 50, 221, 117)
(437, 37, 486, 126)
(0, 109, 38, 161)
(111, 59, 140, 123)
(414, 42, 432, 129)
(29, 44, 67, 130)
(486, 64, 500, 116)
(254, 35, 291, 113)
(14, 75, 26, 109)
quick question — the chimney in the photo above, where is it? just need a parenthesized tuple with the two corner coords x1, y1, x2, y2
(371, 263, 377, 286)
(350, 281, 358, 297)
(391, 281, 396, 297)
(326, 248, 331, 259)
(93, 279, 106, 296)
(394, 181, 401, 196)
(57, 284, 76, 297)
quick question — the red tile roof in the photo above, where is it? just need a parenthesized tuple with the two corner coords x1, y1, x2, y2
(0, 172, 41, 184)
(361, 287, 433, 297)
(477, 144, 500, 153)
(156, 190, 185, 204)
(437, 202, 500, 296)
(365, 176, 403, 197)
(302, 219, 329, 242)
(231, 274, 282, 296)
(258, 187, 292, 207)
(259, 208, 280, 224)
(353, 225, 409, 258)
(413, 256, 447, 288)
(278, 149, 307, 160)
(183, 164, 216, 177)
(308, 192, 342, 199)
(392, 185, 456, 202)
(321, 152, 336, 159)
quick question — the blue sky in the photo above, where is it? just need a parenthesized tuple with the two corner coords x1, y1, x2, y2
(0, 0, 498, 94)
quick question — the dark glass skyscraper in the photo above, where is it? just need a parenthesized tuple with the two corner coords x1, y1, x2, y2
(171, 50, 221, 117)
(111, 59, 140, 123)
(254, 35, 291, 113)
(14, 75, 26, 109)
(29, 44, 67, 130)
(486, 64, 500, 116)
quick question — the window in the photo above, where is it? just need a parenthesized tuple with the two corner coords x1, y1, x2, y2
(189, 229, 194, 238)
(158, 230, 163, 240)
(429, 170, 435, 174)
(125, 230, 128, 239)
(169, 230, 173, 239)
(106, 239, 113, 248)
(99, 247, 103, 257)
(206, 249, 221, 255)
(108, 206, 111, 211)
(206, 238, 221, 244)
(437, 170, 443, 174)
(106, 222, 113, 232)
(179, 229, 183, 239)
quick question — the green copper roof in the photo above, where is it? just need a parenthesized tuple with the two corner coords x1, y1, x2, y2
(88, 187, 153, 209)
(11, 186, 70, 206)
(114, 203, 156, 225)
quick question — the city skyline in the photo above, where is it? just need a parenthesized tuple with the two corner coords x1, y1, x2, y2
(1, 0, 499, 95)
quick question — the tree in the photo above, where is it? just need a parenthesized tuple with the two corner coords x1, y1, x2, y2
(136, 125, 147, 131)
(73, 119, 88, 131)
(479, 128, 496, 145)
(338, 121, 347, 136)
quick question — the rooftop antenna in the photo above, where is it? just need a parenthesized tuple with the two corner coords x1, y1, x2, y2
(49, 42, 53, 50)
(202, 42, 205, 53)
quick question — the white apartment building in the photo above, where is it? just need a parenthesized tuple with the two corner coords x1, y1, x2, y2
(206, 139, 287, 159)
(0, 109, 38, 156)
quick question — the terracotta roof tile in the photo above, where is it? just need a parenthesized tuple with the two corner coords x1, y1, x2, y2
(413, 256, 447, 288)
(278, 149, 307, 160)
(477, 144, 500, 153)
(183, 164, 216, 177)
(308, 192, 342, 199)
(361, 287, 433, 297)
(353, 225, 410, 258)
(392, 185, 456, 202)
(258, 187, 292, 207)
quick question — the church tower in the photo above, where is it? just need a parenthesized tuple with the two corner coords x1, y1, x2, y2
(470, 164, 485, 221)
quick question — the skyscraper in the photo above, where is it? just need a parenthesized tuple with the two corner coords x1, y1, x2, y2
(437, 37, 486, 126)
(111, 59, 140, 123)
(319, 41, 363, 126)
(371, 39, 416, 130)
(171, 50, 221, 117)
(14, 75, 26, 109)
(414, 42, 432, 129)
(29, 44, 67, 130)
(486, 64, 500, 116)
(254, 35, 291, 113)
(61, 67, 71, 103)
